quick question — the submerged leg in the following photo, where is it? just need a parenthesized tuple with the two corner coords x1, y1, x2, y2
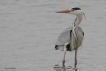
(62, 47, 67, 67)
(74, 48, 78, 68)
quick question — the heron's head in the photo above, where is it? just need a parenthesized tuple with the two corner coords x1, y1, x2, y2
(56, 7, 84, 16)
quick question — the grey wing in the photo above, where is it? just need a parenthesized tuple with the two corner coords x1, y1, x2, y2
(55, 26, 84, 45)
(56, 27, 72, 45)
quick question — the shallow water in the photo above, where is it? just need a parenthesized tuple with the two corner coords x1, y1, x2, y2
(0, 0, 106, 71)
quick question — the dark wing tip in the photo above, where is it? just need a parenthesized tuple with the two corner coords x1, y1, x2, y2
(66, 44, 71, 51)
(55, 45, 58, 50)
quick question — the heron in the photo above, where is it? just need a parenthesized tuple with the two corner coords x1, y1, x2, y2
(55, 7, 85, 68)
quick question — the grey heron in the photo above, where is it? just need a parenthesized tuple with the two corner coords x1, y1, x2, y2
(55, 7, 85, 68)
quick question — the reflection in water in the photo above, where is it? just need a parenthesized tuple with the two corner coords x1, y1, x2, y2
(53, 64, 77, 71)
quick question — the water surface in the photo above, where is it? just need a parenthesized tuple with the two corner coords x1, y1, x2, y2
(0, 0, 106, 71)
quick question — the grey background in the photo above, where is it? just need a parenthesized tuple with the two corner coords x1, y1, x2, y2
(0, 0, 106, 71)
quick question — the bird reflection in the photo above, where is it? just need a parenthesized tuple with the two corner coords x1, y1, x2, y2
(53, 64, 77, 71)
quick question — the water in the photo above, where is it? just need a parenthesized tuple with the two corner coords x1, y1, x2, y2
(0, 0, 106, 71)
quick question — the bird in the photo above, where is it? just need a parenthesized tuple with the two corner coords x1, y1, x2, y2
(55, 7, 85, 68)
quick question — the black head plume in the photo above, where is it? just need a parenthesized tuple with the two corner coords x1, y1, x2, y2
(72, 7, 81, 10)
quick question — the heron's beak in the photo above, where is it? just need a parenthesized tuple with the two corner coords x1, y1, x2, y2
(56, 10, 71, 13)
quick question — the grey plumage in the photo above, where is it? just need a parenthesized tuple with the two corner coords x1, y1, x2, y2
(55, 22, 84, 51)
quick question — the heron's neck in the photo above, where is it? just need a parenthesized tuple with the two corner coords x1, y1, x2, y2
(71, 14, 83, 48)
(74, 14, 83, 26)
(72, 14, 83, 41)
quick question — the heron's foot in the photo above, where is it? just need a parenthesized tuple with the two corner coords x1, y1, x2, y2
(62, 60, 65, 67)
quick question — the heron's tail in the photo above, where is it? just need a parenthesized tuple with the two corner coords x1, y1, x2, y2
(55, 44, 72, 51)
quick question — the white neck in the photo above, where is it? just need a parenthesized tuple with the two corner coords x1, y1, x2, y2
(74, 13, 83, 26)
(72, 13, 83, 42)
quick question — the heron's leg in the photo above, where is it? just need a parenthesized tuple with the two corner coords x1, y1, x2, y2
(74, 48, 78, 68)
(62, 46, 67, 67)
(63, 50, 66, 67)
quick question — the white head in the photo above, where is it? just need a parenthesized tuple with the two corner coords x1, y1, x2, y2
(56, 7, 84, 16)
